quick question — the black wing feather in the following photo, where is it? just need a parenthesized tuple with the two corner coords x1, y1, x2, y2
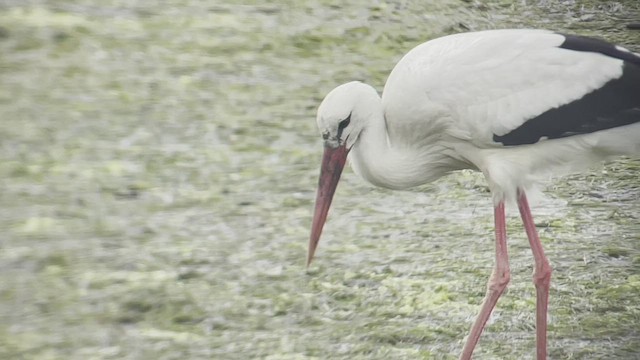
(493, 34, 640, 146)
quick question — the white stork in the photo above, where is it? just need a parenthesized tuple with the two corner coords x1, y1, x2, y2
(307, 29, 640, 360)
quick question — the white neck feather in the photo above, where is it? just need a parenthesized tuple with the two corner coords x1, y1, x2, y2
(348, 92, 465, 190)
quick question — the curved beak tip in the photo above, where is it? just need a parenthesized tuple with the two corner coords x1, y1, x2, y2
(306, 245, 318, 268)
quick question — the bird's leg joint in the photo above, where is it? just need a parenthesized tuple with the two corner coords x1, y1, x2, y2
(488, 266, 510, 292)
(533, 262, 552, 288)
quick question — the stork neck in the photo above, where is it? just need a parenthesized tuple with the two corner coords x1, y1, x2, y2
(348, 95, 463, 190)
(349, 103, 425, 189)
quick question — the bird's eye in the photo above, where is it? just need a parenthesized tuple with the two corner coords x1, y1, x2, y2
(338, 115, 351, 130)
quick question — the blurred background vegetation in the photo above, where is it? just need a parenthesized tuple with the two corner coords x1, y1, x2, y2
(0, 1, 639, 359)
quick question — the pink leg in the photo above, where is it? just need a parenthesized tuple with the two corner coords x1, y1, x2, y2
(460, 201, 510, 360)
(517, 190, 552, 360)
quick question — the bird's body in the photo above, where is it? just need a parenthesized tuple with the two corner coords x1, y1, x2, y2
(309, 29, 640, 360)
(343, 29, 640, 199)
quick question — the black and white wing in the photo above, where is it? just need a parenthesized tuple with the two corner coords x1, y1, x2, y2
(382, 29, 640, 148)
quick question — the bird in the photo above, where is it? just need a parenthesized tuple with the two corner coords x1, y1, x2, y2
(306, 29, 640, 360)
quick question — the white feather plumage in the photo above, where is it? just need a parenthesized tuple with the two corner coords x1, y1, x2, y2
(318, 29, 640, 201)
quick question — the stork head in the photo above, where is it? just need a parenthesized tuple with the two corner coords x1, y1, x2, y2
(308, 81, 379, 266)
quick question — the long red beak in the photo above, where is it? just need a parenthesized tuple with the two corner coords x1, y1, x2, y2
(307, 144, 350, 266)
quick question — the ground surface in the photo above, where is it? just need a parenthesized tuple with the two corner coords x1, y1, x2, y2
(0, 1, 639, 359)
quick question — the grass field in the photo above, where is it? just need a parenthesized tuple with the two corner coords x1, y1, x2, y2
(1, 1, 639, 359)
